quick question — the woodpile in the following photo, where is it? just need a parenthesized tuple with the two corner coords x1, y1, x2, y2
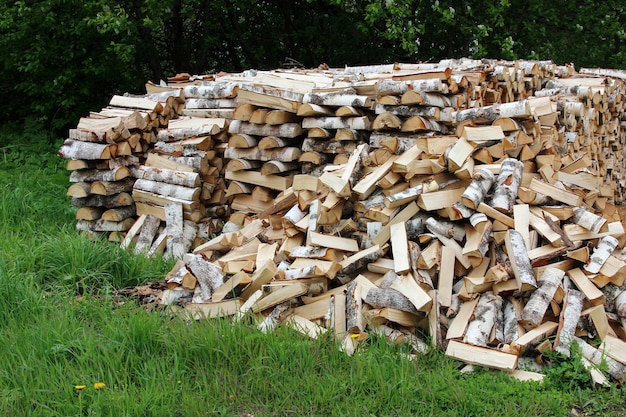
(59, 91, 184, 239)
(60, 59, 626, 384)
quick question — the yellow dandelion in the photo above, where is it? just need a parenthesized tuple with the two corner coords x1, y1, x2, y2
(74, 385, 86, 390)
(229, 394, 235, 401)
(93, 382, 106, 390)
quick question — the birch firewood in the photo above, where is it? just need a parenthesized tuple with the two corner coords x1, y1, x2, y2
(504, 229, 538, 292)
(555, 289, 584, 356)
(134, 166, 200, 188)
(183, 82, 240, 99)
(71, 193, 133, 209)
(487, 158, 523, 213)
(165, 203, 185, 260)
(463, 292, 503, 347)
(346, 280, 364, 333)
(134, 215, 161, 254)
(573, 336, 626, 382)
(302, 91, 372, 108)
(572, 207, 608, 233)
(614, 290, 626, 333)
(186, 254, 224, 302)
(69, 167, 130, 183)
(425, 217, 466, 242)
(228, 120, 303, 138)
(503, 297, 524, 344)
(461, 168, 495, 210)
(454, 100, 532, 123)
(90, 177, 136, 196)
(134, 179, 200, 201)
(519, 267, 565, 328)
(365, 287, 420, 314)
(584, 236, 619, 274)
(223, 146, 301, 162)
(58, 139, 113, 160)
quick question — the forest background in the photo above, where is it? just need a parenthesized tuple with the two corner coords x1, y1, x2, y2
(1, 0, 625, 135)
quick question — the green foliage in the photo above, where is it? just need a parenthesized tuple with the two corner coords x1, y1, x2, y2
(2, 0, 625, 135)
(542, 344, 593, 391)
(0, 1, 142, 133)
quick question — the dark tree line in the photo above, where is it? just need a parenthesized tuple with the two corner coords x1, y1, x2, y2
(1, 0, 625, 135)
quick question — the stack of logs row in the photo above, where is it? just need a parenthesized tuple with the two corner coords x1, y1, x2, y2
(59, 92, 184, 242)
(61, 58, 626, 384)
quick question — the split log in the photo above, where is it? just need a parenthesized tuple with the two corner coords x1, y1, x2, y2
(71, 192, 133, 208)
(464, 292, 502, 347)
(519, 267, 564, 328)
(454, 100, 532, 123)
(461, 168, 495, 209)
(91, 177, 136, 196)
(487, 158, 523, 213)
(228, 120, 303, 138)
(101, 205, 136, 221)
(554, 289, 584, 356)
(504, 229, 538, 292)
(223, 146, 301, 162)
(134, 214, 161, 254)
(69, 167, 131, 183)
(574, 337, 626, 382)
(134, 166, 200, 188)
(165, 203, 185, 260)
(571, 207, 608, 233)
(134, 179, 200, 201)
(186, 254, 225, 302)
(445, 340, 518, 372)
(59, 139, 113, 160)
(584, 236, 619, 274)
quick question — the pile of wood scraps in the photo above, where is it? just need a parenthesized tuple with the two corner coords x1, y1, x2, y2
(59, 58, 626, 385)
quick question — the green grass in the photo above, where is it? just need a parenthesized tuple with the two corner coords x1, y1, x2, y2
(0, 129, 624, 416)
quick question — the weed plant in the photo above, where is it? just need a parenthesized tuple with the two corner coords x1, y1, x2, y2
(0, 130, 624, 416)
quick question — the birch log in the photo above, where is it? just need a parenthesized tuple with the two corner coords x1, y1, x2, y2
(134, 166, 200, 188)
(365, 287, 419, 314)
(346, 281, 364, 333)
(503, 297, 524, 344)
(488, 158, 523, 213)
(555, 289, 584, 356)
(572, 207, 608, 233)
(58, 139, 113, 160)
(165, 203, 185, 260)
(186, 254, 224, 301)
(454, 100, 532, 123)
(464, 292, 502, 347)
(70, 167, 130, 183)
(461, 168, 495, 209)
(519, 267, 564, 328)
(425, 217, 466, 242)
(134, 214, 161, 254)
(504, 229, 538, 292)
(134, 179, 200, 201)
(574, 336, 626, 382)
(584, 236, 619, 274)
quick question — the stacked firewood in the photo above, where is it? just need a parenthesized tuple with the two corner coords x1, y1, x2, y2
(59, 92, 184, 239)
(61, 58, 626, 384)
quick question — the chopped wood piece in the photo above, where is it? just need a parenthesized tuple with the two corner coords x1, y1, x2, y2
(554, 289, 584, 356)
(584, 236, 619, 274)
(445, 340, 518, 372)
(519, 267, 564, 328)
(504, 229, 537, 292)
(464, 292, 502, 347)
(488, 158, 523, 213)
